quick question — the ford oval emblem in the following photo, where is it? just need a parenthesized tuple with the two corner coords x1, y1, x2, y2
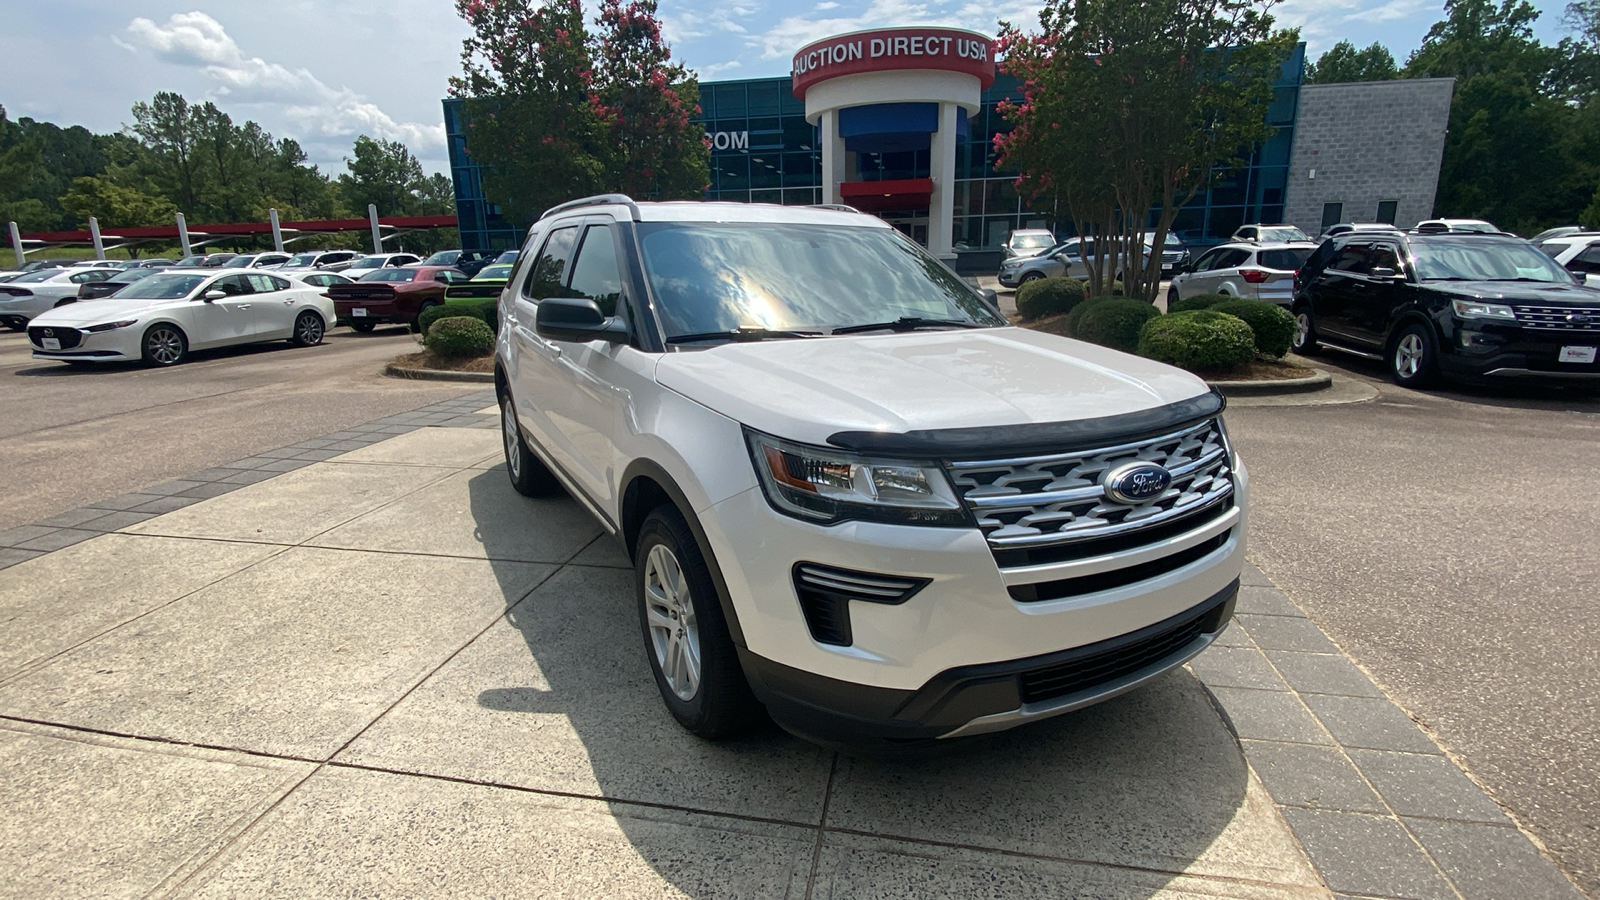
(1103, 462, 1173, 505)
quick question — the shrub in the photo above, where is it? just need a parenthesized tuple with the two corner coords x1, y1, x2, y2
(1137, 310, 1256, 371)
(1087, 279, 1124, 298)
(1209, 298, 1295, 357)
(420, 298, 499, 335)
(1015, 276, 1087, 320)
(423, 316, 495, 358)
(1075, 297, 1161, 353)
(1167, 293, 1230, 314)
(1066, 296, 1112, 338)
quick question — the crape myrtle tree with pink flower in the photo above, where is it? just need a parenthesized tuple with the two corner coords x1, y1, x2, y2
(995, 0, 1297, 301)
(451, 0, 709, 225)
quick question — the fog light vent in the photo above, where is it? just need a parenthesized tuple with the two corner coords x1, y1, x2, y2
(792, 563, 930, 647)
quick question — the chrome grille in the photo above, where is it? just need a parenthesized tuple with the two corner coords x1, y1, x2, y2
(947, 419, 1233, 553)
(1513, 305, 1600, 332)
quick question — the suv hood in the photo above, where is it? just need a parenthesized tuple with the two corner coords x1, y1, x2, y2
(655, 327, 1213, 450)
(1434, 280, 1599, 305)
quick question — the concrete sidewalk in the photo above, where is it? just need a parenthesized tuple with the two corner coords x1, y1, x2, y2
(0, 392, 1581, 899)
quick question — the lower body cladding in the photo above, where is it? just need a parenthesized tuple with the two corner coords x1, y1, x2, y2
(704, 465, 1249, 745)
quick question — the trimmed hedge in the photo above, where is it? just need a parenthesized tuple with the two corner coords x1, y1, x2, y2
(1167, 293, 1230, 314)
(1088, 279, 1124, 298)
(1015, 276, 1086, 320)
(420, 298, 499, 336)
(1137, 310, 1255, 371)
(423, 316, 495, 358)
(1074, 298, 1161, 353)
(1066, 296, 1112, 338)
(1209, 298, 1295, 357)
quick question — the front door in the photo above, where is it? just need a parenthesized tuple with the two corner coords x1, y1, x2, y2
(188, 274, 260, 347)
(510, 224, 581, 476)
(1312, 242, 1375, 342)
(1347, 241, 1406, 346)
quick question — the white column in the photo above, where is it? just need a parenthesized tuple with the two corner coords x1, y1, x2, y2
(927, 102, 959, 261)
(820, 109, 847, 205)
(8, 222, 22, 267)
(89, 217, 105, 259)
(368, 204, 383, 252)
(269, 209, 285, 252)
(176, 213, 192, 257)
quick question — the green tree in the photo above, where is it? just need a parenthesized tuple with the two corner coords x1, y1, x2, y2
(1406, 0, 1594, 232)
(59, 175, 177, 228)
(452, 0, 607, 223)
(338, 135, 426, 216)
(130, 92, 209, 214)
(592, 0, 709, 199)
(997, 0, 1297, 300)
(1305, 40, 1400, 83)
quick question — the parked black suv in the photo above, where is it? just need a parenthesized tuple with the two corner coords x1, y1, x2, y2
(1291, 231, 1600, 387)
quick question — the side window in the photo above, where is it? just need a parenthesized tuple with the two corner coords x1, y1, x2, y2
(212, 274, 252, 296)
(1570, 246, 1600, 274)
(1191, 249, 1224, 272)
(433, 271, 452, 283)
(522, 226, 580, 301)
(1330, 244, 1372, 275)
(246, 274, 283, 293)
(1238, 227, 1256, 241)
(1218, 249, 1251, 269)
(1369, 243, 1403, 274)
(566, 224, 624, 316)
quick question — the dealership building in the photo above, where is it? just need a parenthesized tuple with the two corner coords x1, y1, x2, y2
(443, 27, 1453, 266)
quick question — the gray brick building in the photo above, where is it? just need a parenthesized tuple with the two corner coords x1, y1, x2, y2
(1283, 78, 1455, 235)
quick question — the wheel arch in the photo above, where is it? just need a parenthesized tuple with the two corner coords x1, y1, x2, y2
(1384, 309, 1437, 353)
(620, 459, 748, 649)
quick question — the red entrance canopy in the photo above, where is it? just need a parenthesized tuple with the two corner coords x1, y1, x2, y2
(838, 178, 934, 213)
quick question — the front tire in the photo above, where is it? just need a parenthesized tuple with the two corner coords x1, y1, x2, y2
(1020, 272, 1044, 284)
(1390, 323, 1438, 388)
(141, 324, 187, 367)
(290, 311, 325, 346)
(635, 504, 762, 739)
(412, 301, 439, 332)
(1166, 286, 1180, 309)
(1291, 305, 1321, 355)
(499, 392, 562, 496)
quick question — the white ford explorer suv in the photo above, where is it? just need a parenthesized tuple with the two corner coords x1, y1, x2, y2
(496, 195, 1247, 749)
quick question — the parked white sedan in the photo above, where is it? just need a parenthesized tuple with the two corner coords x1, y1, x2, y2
(0, 268, 117, 329)
(25, 269, 335, 367)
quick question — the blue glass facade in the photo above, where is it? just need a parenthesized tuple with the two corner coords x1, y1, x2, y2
(445, 42, 1305, 253)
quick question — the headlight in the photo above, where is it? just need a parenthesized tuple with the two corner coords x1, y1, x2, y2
(82, 319, 138, 332)
(744, 429, 968, 527)
(1450, 299, 1516, 321)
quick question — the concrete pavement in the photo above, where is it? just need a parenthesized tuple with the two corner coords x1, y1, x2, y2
(0, 390, 1584, 898)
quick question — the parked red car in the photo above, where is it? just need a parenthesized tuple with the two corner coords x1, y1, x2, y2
(327, 266, 469, 331)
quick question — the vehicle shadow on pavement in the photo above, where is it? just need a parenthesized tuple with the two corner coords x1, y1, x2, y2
(1306, 353, 1600, 412)
(463, 469, 1268, 896)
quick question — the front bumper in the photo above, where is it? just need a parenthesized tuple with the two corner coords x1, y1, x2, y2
(29, 325, 140, 362)
(703, 461, 1249, 742)
(1442, 323, 1600, 381)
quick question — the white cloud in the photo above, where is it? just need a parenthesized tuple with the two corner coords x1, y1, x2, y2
(124, 11, 444, 163)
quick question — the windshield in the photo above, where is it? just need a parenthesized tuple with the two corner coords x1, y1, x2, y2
(359, 269, 419, 283)
(232, 255, 260, 267)
(108, 269, 157, 285)
(422, 251, 458, 265)
(1260, 248, 1315, 270)
(636, 223, 1005, 339)
(1410, 239, 1576, 283)
(109, 273, 209, 300)
(346, 257, 387, 270)
(174, 255, 206, 266)
(1011, 233, 1053, 249)
(282, 254, 319, 268)
(1261, 226, 1309, 242)
(11, 269, 66, 283)
(494, 250, 518, 264)
(472, 264, 512, 281)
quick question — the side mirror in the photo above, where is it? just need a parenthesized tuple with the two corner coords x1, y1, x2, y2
(1370, 266, 1400, 279)
(979, 288, 1001, 316)
(535, 296, 629, 344)
(203, 289, 227, 302)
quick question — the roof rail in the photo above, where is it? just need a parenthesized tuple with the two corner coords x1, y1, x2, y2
(809, 203, 863, 214)
(539, 193, 641, 222)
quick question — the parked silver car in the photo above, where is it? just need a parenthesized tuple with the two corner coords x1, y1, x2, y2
(1000, 228, 1057, 262)
(998, 232, 1187, 287)
(1232, 224, 1310, 243)
(0, 268, 116, 329)
(1167, 241, 1317, 307)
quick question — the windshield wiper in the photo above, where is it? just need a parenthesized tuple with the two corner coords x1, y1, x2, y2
(830, 317, 985, 335)
(665, 327, 823, 344)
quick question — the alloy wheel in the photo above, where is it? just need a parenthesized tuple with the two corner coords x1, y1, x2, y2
(146, 328, 183, 365)
(1394, 333, 1425, 379)
(1294, 312, 1311, 348)
(643, 543, 701, 701)
(296, 314, 323, 344)
(501, 400, 522, 481)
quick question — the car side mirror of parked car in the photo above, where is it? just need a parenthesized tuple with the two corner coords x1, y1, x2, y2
(535, 296, 629, 344)
(979, 288, 1001, 316)
(1370, 266, 1400, 279)
(202, 289, 226, 302)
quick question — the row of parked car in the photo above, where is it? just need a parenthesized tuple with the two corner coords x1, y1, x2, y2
(0, 248, 522, 367)
(1001, 216, 1599, 388)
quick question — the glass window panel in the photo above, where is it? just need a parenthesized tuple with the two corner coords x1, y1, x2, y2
(783, 117, 818, 150)
(1206, 206, 1245, 240)
(714, 83, 746, 118)
(751, 189, 783, 204)
(783, 152, 819, 188)
(749, 155, 781, 189)
(696, 86, 715, 120)
(747, 81, 781, 116)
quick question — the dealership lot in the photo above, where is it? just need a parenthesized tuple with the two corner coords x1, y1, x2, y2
(0, 343, 1591, 896)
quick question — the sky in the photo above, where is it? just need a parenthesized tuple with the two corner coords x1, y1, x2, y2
(1, 0, 1578, 179)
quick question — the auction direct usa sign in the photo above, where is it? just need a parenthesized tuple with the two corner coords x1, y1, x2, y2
(790, 27, 997, 99)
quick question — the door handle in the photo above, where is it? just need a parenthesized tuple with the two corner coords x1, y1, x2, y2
(238, 304, 252, 309)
